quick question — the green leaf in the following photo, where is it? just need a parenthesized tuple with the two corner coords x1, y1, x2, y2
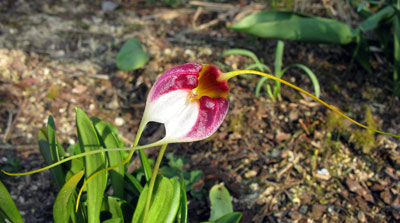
(38, 129, 65, 190)
(215, 212, 242, 223)
(0, 180, 23, 223)
(131, 175, 181, 223)
(166, 153, 184, 169)
(187, 170, 202, 190)
(107, 196, 124, 220)
(272, 40, 284, 100)
(53, 170, 84, 223)
(64, 156, 84, 182)
(359, 6, 394, 32)
(209, 183, 233, 221)
(393, 13, 400, 96)
(139, 149, 153, 182)
(349, 0, 372, 18)
(116, 38, 150, 71)
(229, 11, 358, 44)
(282, 64, 321, 98)
(103, 218, 123, 223)
(47, 116, 66, 189)
(125, 173, 143, 197)
(245, 63, 272, 73)
(220, 48, 261, 64)
(92, 117, 125, 198)
(75, 107, 107, 223)
(179, 175, 188, 223)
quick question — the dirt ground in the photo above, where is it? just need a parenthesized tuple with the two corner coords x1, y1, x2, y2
(1, 1, 400, 222)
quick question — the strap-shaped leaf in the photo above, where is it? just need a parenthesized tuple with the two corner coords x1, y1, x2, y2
(76, 107, 107, 223)
(230, 11, 358, 44)
(53, 170, 84, 223)
(47, 116, 66, 189)
(132, 175, 181, 223)
(393, 12, 400, 96)
(215, 212, 242, 223)
(92, 117, 125, 198)
(139, 149, 153, 182)
(125, 173, 143, 197)
(179, 175, 188, 223)
(102, 218, 123, 223)
(0, 180, 23, 223)
(359, 6, 394, 32)
(281, 64, 321, 98)
(209, 183, 233, 221)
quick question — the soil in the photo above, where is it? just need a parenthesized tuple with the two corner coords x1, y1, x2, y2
(0, 1, 399, 223)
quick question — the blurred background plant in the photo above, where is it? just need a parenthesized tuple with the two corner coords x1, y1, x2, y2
(220, 42, 320, 101)
(229, 0, 400, 96)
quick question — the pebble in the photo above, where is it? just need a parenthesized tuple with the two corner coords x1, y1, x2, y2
(114, 117, 125, 126)
(249, 183, 259, 192)
(316, 168, 331, 180)
(245, 170, 257, 178)
(102, 1, 119, 11)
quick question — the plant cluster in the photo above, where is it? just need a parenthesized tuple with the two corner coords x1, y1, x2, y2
(229, 1, 400, 95)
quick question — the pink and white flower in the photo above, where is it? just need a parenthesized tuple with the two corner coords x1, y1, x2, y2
(141, 63, 229, 143)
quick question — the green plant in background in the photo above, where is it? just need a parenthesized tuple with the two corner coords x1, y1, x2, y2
(2, 157, 21, 173)
(221, 43, 320, 101)
(205, 184, 242, 223)
(229, 2, 400, 96)
(160, 153, 204, 200)
(116, 38, 150, 71)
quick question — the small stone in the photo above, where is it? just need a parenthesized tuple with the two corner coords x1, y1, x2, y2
(89, 104, 95, 110)
(316, 168, 331, 180)
(358, 211, 367, 222)
(68, 138, 75, 145)
(102, 1, 119, 11)
(114, 117, 125, 126)
(249, 183, 259, 192)
(43, 68, 50, 75)
(245, 170, 257, 178)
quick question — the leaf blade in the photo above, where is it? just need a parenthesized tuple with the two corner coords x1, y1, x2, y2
(92, 117, 125, 198)
(209, 183, 233, 221)
(76, 107, 107, 223)
(0, 180, 23, 223)
(229, 11, 357, 44)
(116, 38, 150, 71)
(53, 170, 84, 223)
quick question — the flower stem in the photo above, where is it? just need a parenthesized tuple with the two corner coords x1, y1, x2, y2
(142, 143, 168, 223)
(221, 70, 400, 138)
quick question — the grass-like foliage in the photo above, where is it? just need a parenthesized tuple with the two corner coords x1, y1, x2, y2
(221, 43, 320, 101)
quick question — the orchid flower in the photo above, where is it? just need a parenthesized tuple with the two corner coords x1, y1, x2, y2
(138, 63, 230, 143)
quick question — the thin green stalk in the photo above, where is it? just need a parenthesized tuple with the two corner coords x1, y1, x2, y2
(219, 70, 400, 138)
(393, 1, 400, 95)
(142, 143, 168, 223)
(273, 40, 284, 101)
